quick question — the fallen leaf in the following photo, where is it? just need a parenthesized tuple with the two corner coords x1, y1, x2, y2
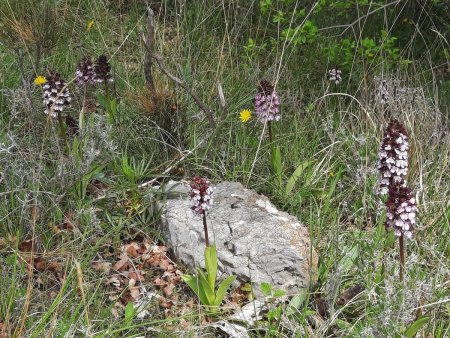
(337, 284, 364, 306)
(159, 297, 173, 309)
(91, 261, 112, 274)
(128, 270, 145, 282)
(125, 244, 139, 258)
(48, 261, 62, 273)
(129, 280, 141, 300)
(34, 257, 47, 271)
(18, 239, 33, 252)
(113, 253, 129, 271)
(120, 291, 135, 304)
(163, 283, 175, 297)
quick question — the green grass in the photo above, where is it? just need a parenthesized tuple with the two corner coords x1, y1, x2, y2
(0, 0, 449, 337)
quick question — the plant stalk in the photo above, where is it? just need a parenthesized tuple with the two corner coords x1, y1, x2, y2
(203, 212, 210, 247)
(57, 112, 69, 153)
(268, 120, 273, 144)
(399, 233, 405, 282)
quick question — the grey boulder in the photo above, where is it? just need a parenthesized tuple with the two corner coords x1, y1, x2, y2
(160, 181, 317, 296)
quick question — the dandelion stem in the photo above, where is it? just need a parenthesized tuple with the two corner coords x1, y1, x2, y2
(202, 212, 210, 248)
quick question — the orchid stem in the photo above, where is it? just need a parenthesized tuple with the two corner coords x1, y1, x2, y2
(399, 233, 405, 282)
(203, 212, 210, 248)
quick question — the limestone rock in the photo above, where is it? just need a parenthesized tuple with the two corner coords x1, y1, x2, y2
(160, 181, 317, 296)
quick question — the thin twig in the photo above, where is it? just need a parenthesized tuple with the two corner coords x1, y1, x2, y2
(141, 33, 216, 130)
(93, 141, 203, 202)
(318, 0, 402, 35)
(144, 6, 156, 92)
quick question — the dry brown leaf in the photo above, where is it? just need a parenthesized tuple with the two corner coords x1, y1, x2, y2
(136, 243, 148, 255)
(91, 261, 112, 274)
(163, 283, 175, 297)
(129, 280, 141, 300)
(48, 261, 63, 273)
(128, 270, 145, 282)
(159, 297, 173, 309)
(34, 257, 47, 271)
(125, 244, 139, 258)
(120, 291, 135, 304)
(113, 253, 129, 271)
(337, 284, 364, 306)
(18, 239, 33, 252)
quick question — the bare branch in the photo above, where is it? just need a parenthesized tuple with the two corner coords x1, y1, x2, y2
(141, 18, 216, 130)
(144, 6, 155, 92)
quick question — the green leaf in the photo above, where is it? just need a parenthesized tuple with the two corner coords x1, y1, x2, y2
(260, 282, 272, 297)
(273, 289, 286, 298)
(110, 98, 117, 114)
(338, 244, 359, 271)
(384, 229, 397, 248)
(405, 316, 431, 338)
(124, 302, 135, 325)
(271, 145, 283, 186)
(96, 92, 106, 109)
(285, 291, 307, 316)
(285, 160, 315, 195)
(196, 268, 215, 305)
(182, 274, 211, 305)
(205, 245, 218, 291)
(213, 275, 236, 306)
(323, 166, 345, 214)
(335, 318, 351, 329)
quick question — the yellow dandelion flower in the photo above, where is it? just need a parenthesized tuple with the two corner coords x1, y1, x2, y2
(239, 109, 252, 123)
(34, 76, 47, 86)
(86, 19, 95, 31)
(329, 171, 335, 177)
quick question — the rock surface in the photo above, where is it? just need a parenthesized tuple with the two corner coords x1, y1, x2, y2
(160, 181, 318, 296)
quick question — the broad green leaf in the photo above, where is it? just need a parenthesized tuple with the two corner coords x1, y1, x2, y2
(271, 146, 283, 186)
(285, 291, 308, 316)
(285, 160, 315, 196)
(124, 302, 135, 325)
(196, 269, 215, 305)
(110, 98, 118, 114)
(338, 244, 359, 271)
(260, 282, 272, 297)
(273, 289, 286, 298)
(405, 316, 431, 338)
(182, 275, 210, 306)
(213, 275, 237, 306)
(205, 245, 218, 290)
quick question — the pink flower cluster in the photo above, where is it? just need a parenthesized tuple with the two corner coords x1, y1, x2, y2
(75, 55, 113, 86)
(255, 79, 280, 123)
(328, 68, 342, 84)
(377, 120, 409, 195)
(189, 176, 214, 215)
(378, 120, 417, 239)
(43, 72, 71, 118)
(75, 57, 96, 86)
(386, 186, 417, 239)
